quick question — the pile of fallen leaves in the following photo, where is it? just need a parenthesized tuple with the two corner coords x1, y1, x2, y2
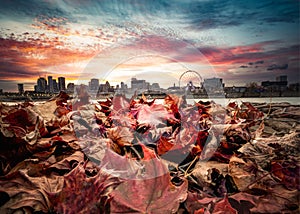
(0, 92, 299, 213)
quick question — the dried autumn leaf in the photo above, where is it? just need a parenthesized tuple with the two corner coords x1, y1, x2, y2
(132, 103, 177, 127)
(107, 126, 134, 148)
(47, 151, 84, 174)
(51, 163, 121, 214)
(184, 191, 216, 213)
(271, 160, 300, 190)
(140, 143, 157, 160)
(54, 106, 70, 118)
(213, 195, 237, 214)
(157, 134, 175, 155)
(240, 102, 264, 121)
(229, 156, 257, 191)
(249, 186, 299, 213)
(98, 98, 112, 115)
(0, 169, 63, 213)
(228, 192, 257, 213)
(109, 161, 188, 213)
(111, 95, 130, 113)
(3, 107, 39, 132)
(1, 125, 26, 138)
(33, 100, 58, 122)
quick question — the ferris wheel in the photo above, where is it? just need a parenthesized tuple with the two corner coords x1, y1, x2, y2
(179, 70, 203, 88)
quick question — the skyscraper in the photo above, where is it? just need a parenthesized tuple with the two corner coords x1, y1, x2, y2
(48, 76, 53, 93)
(58, 77, 66, 91)
(53, 79, 59, 92)
(17, 84, 24, 94)
(90, 78, 99, 91)
(37, 77, 47, 93)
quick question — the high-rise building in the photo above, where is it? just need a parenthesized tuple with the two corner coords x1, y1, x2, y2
(18, 84, 24, 94)
(37, 77, 47, 93)
(131, 78, 148, 90)
(58, 77, 66, 91)
(90, 78, 99, 91)
(53, 79, 59, 92)
(48, 76, 53, 93)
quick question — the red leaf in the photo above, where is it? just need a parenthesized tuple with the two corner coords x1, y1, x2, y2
(213, 195, 237, 214)
(140, 143, 157, 160)
(131, 103, 177, 127)
(51, 163, 121, 214)
(271, 161, 299, 189)
(228, 102, 238, 109)
(157, 135, 174, 155)
(111, 95, 130, 113)
(185, 191, 216, 213)
(98, 98, 112, 114)
(3, 109, 35, 129)
(54, 106, 70, 118)
(100, 150, 188, 213)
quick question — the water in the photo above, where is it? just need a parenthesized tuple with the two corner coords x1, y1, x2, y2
(2, 97, 299, 106)
(192, 97, 300, 106)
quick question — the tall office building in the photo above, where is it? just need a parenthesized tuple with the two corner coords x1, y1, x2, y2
(90, 78, 99, 91)
(48, 76, 53, 93)
(58, 77, 66, 91)
(53, 79, 59, 92)
(18, 84, 24, 94)
(37, 77, 47, 93)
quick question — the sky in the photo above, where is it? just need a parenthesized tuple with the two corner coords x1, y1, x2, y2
(0, 0, 299, 91)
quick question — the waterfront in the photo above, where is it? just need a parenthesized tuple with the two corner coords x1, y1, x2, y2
(193, 96, 300, 106)
(3, 96, 299, 106)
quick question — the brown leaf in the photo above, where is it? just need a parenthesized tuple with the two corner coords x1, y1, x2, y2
(0, 169, 63, 213)
(185, 191, 216, 213)
(48, 151, 84, 174)
(229, 156, 257, 191)
(107, 126, 134, 147)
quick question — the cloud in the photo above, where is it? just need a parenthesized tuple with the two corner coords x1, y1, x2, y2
(255, 60, 264, 64)
(267, 63, 288, 70)
(0, 37, 96, 81)
(181, 0, 299, 30)
(241, 60, 264, 68)
(198, 41, 299, 66)
(0, 0, 71, 22)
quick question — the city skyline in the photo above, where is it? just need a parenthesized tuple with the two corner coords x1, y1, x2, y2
(0, 0, 299, 92)
(13, 73, 293, 94)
